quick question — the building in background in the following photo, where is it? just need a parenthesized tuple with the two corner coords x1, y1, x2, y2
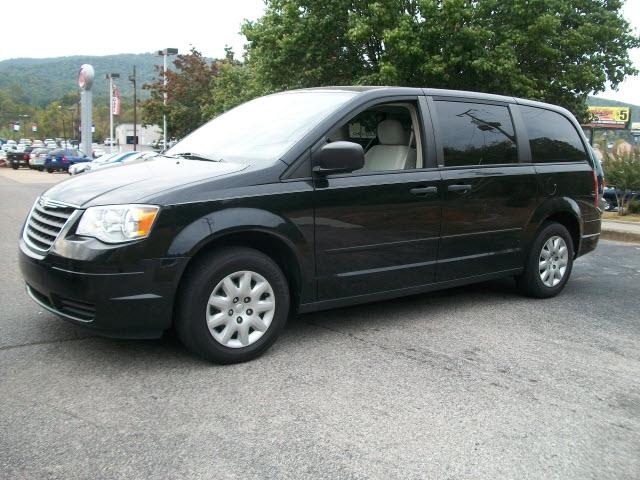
(114, 123, 161, 151)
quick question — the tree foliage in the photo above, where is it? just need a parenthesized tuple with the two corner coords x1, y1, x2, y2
(242, 0, 639, 120)
(141, 48, 219, 139)
(603, 151, 640, 215)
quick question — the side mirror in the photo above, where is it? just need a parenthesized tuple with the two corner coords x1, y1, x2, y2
(312, 141, 364, 175)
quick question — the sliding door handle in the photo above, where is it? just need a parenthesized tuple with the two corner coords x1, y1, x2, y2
(447, 184, 471, 192)
(410, 186, 438, 195)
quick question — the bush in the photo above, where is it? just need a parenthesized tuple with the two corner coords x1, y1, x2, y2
(629, 201, 640, 215)
(603, 152, 640, 215)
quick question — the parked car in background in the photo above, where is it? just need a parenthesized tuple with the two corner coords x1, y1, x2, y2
(69, 152, 121, 175)
(29, 148, 50, 171)
(8, 146, 34, 169)
(44, 148, 89, 173)
(81, 151, 150, 174)
(602, 186, 639, 211)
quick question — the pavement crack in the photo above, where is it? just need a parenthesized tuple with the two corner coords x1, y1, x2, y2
(0, 335, 91, 352)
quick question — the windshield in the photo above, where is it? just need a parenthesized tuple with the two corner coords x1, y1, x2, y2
(93, 153, 119, 164)
(166, 91, 357, 163)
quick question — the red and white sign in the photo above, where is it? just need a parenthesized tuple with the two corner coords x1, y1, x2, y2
(32, 123, 38, 132)
(111, 85, 121, 115)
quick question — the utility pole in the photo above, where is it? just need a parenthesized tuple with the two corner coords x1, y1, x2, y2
(106, 72, 120, 152)
(129, 66, 137, 151)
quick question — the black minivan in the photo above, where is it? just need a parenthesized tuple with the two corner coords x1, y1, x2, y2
(19, 87, 601, 363)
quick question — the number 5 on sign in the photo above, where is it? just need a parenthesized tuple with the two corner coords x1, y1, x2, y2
(616, 109, 629, 121)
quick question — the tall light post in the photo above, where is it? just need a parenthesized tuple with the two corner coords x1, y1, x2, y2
(105, 72, 120, 152)
(129, 66, 137, 151)
(157, 48, 178, 149)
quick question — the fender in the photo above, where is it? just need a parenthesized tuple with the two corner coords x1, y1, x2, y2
(523, 196, 582, 255)
(167, 207, 314, 301)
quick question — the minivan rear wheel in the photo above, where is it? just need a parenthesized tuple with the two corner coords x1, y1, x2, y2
(516, 222, 574, 298)
(176, 247, 290, 363)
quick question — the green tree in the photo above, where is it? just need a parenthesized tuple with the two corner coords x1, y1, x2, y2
(242, 0, 639, 120)
(603, 152, 640, 215)
(202, 47, 267, 119)
(141, 48, 218, 139)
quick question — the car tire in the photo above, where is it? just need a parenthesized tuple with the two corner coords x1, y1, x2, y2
(516, 222, 574, 299)
(11, 164, 18, 170)
(176, 247, 290, 364)
(46, 167, 53, 173)
(38, 167, 44, 172)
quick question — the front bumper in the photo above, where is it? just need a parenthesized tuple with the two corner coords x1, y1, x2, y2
(19, 240, 188, 338)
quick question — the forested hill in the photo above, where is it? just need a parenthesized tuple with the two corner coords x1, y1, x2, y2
(0, 54, 161, 106)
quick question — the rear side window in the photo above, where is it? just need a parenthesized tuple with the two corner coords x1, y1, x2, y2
(520, 106, 587, 163)
(434, 101, 517, 167)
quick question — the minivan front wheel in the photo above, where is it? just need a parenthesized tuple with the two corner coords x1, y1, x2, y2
(516, 222, 574, 298)
(176, 247, 290, 363)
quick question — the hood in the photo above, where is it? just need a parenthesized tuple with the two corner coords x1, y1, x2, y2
(44, 157, 246, 207)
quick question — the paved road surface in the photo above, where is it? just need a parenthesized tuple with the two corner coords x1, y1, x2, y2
(1, 171, 639, 479)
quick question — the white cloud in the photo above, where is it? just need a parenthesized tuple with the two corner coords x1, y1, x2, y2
(0, 0, 265, 60)
(1, 0, 638, 105)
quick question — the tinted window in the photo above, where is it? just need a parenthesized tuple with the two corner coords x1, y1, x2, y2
(434, 101, 517, 167)
(520, 106, 587, 163)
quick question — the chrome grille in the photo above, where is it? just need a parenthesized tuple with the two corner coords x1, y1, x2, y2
(24, 197, 76, 252)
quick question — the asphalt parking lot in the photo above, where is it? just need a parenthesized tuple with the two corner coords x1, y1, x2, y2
(1, 169, 639, 479)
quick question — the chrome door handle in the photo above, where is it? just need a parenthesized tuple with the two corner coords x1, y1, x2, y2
(447, 184, 471, 192)
(410, 186, 438, 195)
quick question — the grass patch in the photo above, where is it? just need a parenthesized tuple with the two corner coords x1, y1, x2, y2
(603, 212, 640, 223)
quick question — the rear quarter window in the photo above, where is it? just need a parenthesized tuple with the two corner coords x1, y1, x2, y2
(520, 106, 587, 163)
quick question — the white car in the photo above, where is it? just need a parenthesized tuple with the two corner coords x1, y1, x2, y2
(69, 152, 119, 175)
(16, 143, 26, 152)
(29, 148, 49, 171)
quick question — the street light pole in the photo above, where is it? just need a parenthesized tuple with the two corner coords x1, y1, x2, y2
(106, 73, 120, 152)
(129, 66, 137, 151)
(157, 48, 178, 150)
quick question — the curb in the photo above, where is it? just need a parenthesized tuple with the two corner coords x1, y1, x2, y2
(601, 229, 640, 244)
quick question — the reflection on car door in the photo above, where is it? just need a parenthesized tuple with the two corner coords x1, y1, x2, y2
(429, 98, 538, 281)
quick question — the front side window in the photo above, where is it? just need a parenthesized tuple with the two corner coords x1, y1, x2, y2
(434, 101, 517, 167)
(167, 91, 357, 163)
(325, 102, 422, 172)
(520, 106, 587, 163)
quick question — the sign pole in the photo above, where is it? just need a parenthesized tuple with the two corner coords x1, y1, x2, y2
(78, 64, 94, 157)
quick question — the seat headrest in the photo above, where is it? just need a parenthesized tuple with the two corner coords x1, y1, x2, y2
(377, 119, 405, 145)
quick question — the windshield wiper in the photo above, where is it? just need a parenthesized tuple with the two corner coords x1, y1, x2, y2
(163, 152, 223, 162)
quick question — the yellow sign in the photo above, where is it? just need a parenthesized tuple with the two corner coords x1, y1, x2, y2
(587, 106, 630, 128)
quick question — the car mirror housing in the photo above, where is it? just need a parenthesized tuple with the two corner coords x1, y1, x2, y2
(312, 141, 364, 175)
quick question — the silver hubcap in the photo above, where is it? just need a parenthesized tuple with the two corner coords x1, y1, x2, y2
(206, 270, 275, 348)
(539, 236, 568, 288)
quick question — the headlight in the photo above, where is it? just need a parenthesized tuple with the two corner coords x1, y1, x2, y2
(76, 204, 160, 243)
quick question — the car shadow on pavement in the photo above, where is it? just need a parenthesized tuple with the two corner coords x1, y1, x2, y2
(49, 276, 521, 367)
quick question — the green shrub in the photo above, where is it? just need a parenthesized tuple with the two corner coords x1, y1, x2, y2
(629, 200, 640, 215)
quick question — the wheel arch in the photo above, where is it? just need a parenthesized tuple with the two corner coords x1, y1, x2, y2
(169, 208, 311, 320)
(525, 197, 582, 258)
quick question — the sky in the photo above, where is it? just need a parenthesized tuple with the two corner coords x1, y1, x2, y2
(0, 0, 638, 105)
